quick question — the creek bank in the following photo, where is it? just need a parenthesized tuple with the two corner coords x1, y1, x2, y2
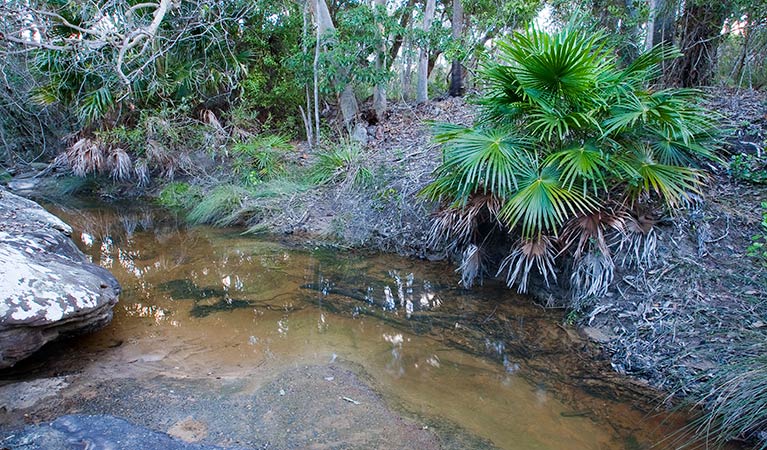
(0, 359, 480, 450)
(0, 188, 120, 369)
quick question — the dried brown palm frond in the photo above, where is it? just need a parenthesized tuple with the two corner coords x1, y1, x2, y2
(428, 194, 502, 252)
(201, 109, 226, 136)
(107, 148, 132, 181)
(558, 208, 630, 260)
(66, 137, 107, 177)
(134, 158, 149, 187)
(497, 234, 557, 293)
(569, 251, 615, 309)
(145, 139, 193, 180)
(616, 214, 658, 267)
(457, 244, 484, 288)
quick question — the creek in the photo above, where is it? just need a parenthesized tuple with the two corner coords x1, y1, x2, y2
(2, 199, 696, 449)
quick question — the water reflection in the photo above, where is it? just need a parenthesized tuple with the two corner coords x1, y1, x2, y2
(43, 202, 688, 450)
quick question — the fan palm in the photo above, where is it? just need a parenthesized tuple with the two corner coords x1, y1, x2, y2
(422, 21, 720, 304)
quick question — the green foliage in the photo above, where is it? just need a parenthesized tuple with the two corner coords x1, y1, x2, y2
(157, 182, 200, 210)
(231, 135, 293, 185)
(730, 152, 767, 184)
(747, 202, 767, 265)
(422, 22, 720, 297)
(187, 184, 250, 226)
(310, 143, 372, 187)
(237, 2, 305, 135)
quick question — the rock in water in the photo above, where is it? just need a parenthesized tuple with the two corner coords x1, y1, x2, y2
(0, 188, 120, 369)
(4, 414, 243, 450)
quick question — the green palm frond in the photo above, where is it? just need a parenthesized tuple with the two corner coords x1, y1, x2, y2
(545, 143, 610, 196)
(617, 45, 681, 86)
(499, 165, 598, 237)
(78, 86, 115, 124)
(424, 127, 531, 204)
(431, 123, 474, 144)
(529, 107, 599, 141)
(628, 150, 705, 206)
(498, 24, 609, 104)
(647, 127, 719, 165)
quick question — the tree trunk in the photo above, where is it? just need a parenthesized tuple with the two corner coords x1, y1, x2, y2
(402, 37, 414, 100)
(416, 0, 436, 104)
(670, 2, 730, 87)
(732, 21, 751, 86)
(302, 0, 314, 146)
(449, 0, 464, 97)
(372, 0, 387, 122)
(645, 0, 678, 50)
(311, 0, 359, 129)
(387, 0, 416, 70)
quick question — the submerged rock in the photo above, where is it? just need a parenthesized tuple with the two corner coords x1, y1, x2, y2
(3, 414, 243, 450)
(0, 189, 120, 369)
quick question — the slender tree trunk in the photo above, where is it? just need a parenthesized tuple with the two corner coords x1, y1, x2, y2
(313, 0, 322, 146)
(311, 0, 359, 129)
(449, 0, 464, 97)
(302, 0, 313, 146)
(402, 37, 414, 100)
(733, 21, 751, 86)
(621, 0, 642, 62)
(372, 0, 387, 122)
(416, 0, 436, 104)
(387, 0, 416, 70)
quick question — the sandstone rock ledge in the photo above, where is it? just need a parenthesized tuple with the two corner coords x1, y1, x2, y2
(0, 188, 120, 369)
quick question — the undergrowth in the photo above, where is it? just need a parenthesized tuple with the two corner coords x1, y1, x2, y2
(687, 334, 767, 449)
(187, 184, 250, 226)
(730, 153, 767, 184)
(747, 202, 767, 265)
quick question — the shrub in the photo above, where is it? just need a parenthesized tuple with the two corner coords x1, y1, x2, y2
(157, 182, 200, 210)
(747, 202, 767, 266)
(421, 22, 720, 304)
(730, 152, 767, 184)
(231, 134, 293, 185)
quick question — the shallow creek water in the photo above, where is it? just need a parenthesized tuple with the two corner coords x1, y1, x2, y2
(21, 201, 694, 449)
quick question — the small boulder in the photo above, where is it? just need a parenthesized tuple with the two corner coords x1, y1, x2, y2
(0, 188, 120, 369)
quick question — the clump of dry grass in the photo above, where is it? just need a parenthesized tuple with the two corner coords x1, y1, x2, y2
(691, 350, 767, 448)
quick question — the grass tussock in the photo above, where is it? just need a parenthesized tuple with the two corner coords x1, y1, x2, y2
(690, 348, 767, 448)
(310, 143, 372, 188)
(187, 184, 250, 226)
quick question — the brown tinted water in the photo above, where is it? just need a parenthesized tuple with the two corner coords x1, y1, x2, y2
(37, 201, 694, 450)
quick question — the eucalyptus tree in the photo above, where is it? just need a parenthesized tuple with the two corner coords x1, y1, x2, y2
(416, 0, 437, 103)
